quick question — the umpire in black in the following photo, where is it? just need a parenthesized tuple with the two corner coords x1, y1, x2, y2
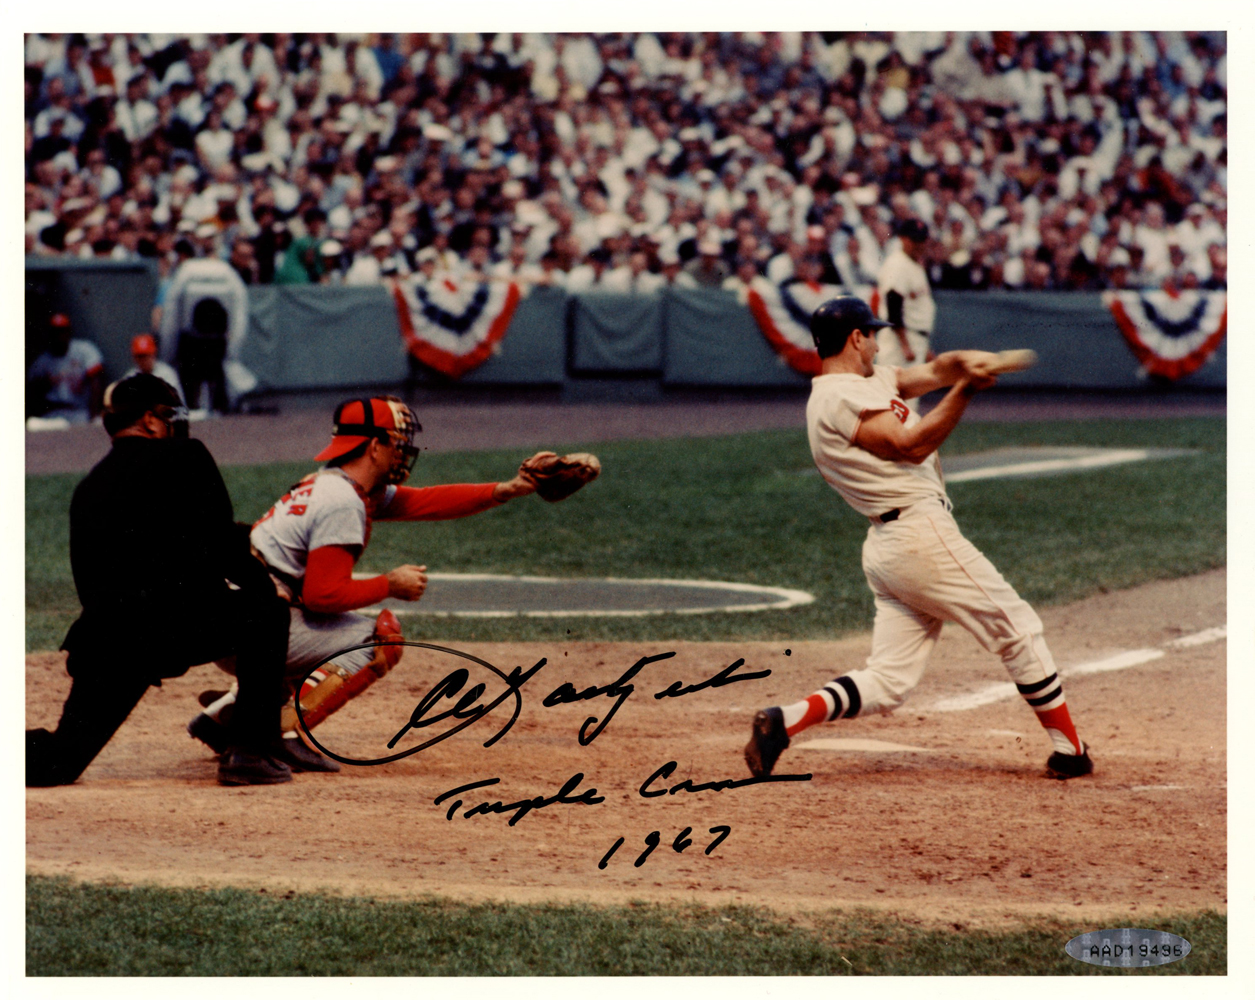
(26, 374, 293, 786)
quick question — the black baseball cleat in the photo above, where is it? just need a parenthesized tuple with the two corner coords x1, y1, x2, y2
(744, 707, 789, 777)
(217, 750, 293, 786)
(270, 737, 341, 773)
(1046, 743, 1094, 779)
(188, 712, 233, 755)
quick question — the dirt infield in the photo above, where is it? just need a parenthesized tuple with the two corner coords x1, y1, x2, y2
(25, 569, 1225, 928)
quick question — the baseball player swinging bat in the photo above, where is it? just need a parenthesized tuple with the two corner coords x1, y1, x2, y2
(744, 297, 1091, 781)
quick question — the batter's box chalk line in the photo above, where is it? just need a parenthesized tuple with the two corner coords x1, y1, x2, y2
(357, 571, 815, 617)
(926, 625, 1225, 713)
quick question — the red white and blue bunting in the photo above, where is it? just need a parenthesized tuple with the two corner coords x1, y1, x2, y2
(742, 278, 877, 375)
(390, 275, 522, 379)
(1103, 289, 1227, 381)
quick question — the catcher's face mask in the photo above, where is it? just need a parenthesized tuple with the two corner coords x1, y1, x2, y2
(380, 399, 420, 485)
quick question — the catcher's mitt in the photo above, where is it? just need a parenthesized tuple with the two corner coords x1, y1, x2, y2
(519, 451, 601, 502)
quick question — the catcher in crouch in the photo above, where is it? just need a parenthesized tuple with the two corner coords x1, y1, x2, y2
(188, 396, 599, 770)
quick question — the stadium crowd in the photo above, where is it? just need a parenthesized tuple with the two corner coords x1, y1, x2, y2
(25, 31, 1228, 297)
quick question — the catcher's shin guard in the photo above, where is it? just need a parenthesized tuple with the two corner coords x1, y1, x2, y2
(281, 610, 404, 734)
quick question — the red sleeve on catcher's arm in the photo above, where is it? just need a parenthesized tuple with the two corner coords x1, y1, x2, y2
(302, 545, 390, 615)
(376, 482, 502, 521)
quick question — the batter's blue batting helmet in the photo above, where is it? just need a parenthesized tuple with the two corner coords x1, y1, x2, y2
(810, 296, 891, 358)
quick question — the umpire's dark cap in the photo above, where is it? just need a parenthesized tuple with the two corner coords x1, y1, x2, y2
(810, 296, 891, 356)
(102, 374, 182, 435)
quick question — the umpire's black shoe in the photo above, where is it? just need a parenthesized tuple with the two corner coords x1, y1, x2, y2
(188, 712, 233, 755)
(270, 737, 341, 773)
(1045, 743, 1094, 779)
(217, 750, 292, 786)
(744, 707, 789, 778)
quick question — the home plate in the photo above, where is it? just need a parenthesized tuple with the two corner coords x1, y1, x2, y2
(795, 738, 934, 753)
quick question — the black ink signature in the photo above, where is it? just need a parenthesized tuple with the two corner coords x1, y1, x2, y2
(638, 760, 812, 797)
(653, 658, 770, 699)
(300, 643, 778, 763)
(434, 772, 605, 825)
(296, 640, 546, 766)
(388, 660, 545, 750)
(541, 651, 676, 745)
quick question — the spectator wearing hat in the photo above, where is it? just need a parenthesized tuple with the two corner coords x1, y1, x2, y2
(124, 333, 184, 403)
(317, 239, 347, 284)
(345, 230, 394, 285)
(26, 312, 105, 424)
(876, 218, 936, 389)
(683, 238, 732, 287)
(413, 245, 440, 283)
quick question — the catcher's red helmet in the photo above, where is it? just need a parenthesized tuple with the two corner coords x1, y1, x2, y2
(316, 396, 420, 483)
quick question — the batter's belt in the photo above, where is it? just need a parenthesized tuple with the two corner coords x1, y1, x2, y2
(871, 495, 952, 525)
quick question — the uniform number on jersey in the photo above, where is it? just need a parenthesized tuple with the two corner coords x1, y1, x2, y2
(890, 399, 909, 423)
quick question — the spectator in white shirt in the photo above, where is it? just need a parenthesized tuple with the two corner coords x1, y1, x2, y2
(565, 247, 615, 291)
(627, 251, 666, 293)
(115, 75, 159, 143)
(557, 34, 604, 92)
(81, 148, 123, 200)
(1004, 46, 1052, 122)
(1133, 203, 1172, 281)
(658, 246, 698, 288)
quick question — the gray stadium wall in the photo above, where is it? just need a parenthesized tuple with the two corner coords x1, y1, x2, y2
(25, 257, 160, 379)
(25, 259, 1226, 393)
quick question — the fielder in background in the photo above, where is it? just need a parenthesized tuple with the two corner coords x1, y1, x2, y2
(744, 296, 1092, 781)
(187, 397, 595, 766)
(26, 375, 295, 787)
(125, 333, 185, 404)
(26, 312, 105, 424)
(875, 218, 935, 406)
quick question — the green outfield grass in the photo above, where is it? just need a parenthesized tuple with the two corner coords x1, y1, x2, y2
(25, 876, 1223, 976)
(25, 417, 1224, 651)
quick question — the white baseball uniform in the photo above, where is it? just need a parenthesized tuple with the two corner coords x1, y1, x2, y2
(805, 365, 1065, 719)
(875, 248, 935, 370)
